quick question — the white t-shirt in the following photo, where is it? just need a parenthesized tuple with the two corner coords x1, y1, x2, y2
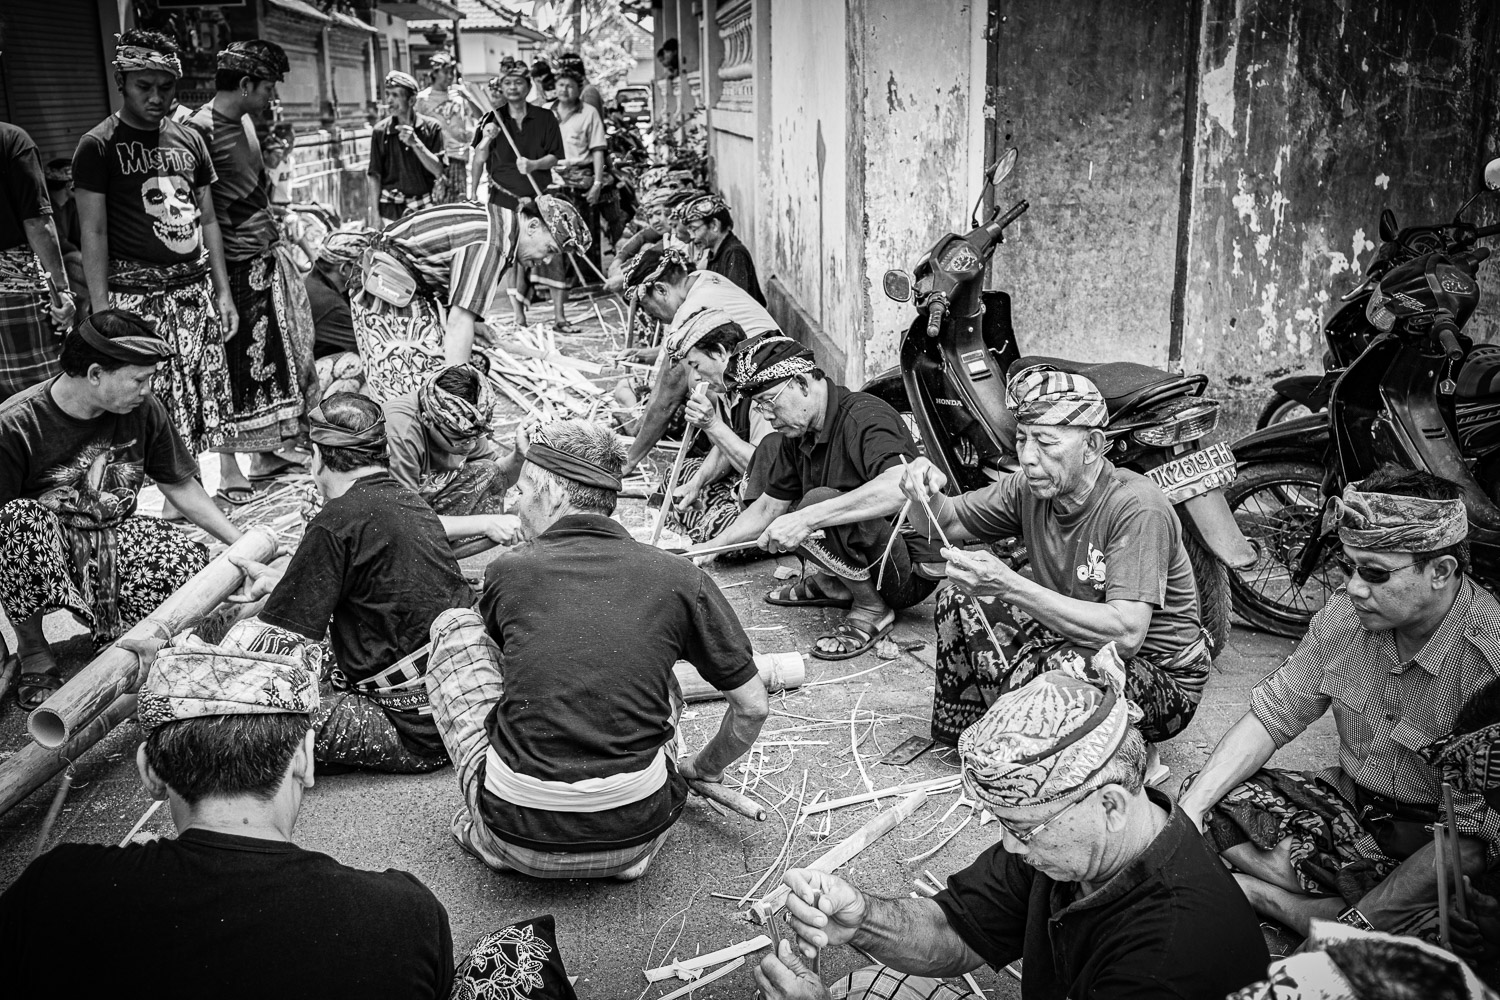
(671, 271, 782, 446)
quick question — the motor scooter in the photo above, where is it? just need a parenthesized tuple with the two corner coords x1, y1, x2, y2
(862, 148, 1256, 654)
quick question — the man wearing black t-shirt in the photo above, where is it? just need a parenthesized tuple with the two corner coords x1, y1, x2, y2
(692, 338, 939, 661)
(232, 392, 515, 772)
(754, 651, 1267, 1000)
(426, 419, 769, 880)
(0, 621, 453, 999)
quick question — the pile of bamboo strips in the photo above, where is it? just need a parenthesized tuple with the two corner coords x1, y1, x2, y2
(477, 325, 606, 420)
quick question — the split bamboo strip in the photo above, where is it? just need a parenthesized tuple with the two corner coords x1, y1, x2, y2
(30, 771, 73, 860)
(643, 936, 773, 982)
(1443, 782, 1469, 919)
(0, 693, 136, 815)
(651, 424, 698, 545)
(119, 798, 166, 847)
(656, 956, 744, 999)
(28, 529, 279, 748)
(798, 776, 962, 819)
(675, 653, 804, 703)
(749, 789, 931, 924)
(903, 811, 974, 865)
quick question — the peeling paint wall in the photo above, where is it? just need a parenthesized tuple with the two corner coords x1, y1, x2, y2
(986, 0, 1192, 367)
(1184, 0, 1500, 410)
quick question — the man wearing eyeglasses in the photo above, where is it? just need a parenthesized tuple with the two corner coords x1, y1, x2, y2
(1180, 466, 1500, 939)
(753, 645, 1268, 1000)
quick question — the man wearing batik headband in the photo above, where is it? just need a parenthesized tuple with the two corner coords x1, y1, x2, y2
(230, 392, 486, 773)
(185, 40, 314, 507)
(680, 193, 765, 304)
(900, 364, 1208, 754)
(367, 70, 446, 227)
(754, 646, 1266, 1000)
(0, 617, 455, 997)
(73, 28, 236, 460)
(0, 310, 242, 710)
(693, 338, 941, 660)
(1182, 466, 1500, 940)
(425, 419, 768, 881)
(382, 363, 525, 525)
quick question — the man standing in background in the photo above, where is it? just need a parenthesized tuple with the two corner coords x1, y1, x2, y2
(367, 70, 445, 227)
(415, 53, 483, 204)
(0, 123, 75, 398)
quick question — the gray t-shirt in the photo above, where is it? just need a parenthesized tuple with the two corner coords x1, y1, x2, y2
(951, 460, 1201, 657)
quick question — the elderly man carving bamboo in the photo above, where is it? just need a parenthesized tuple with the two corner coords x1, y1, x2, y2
(754, 646, 1268, 1000)
(899, 365, 1209, 753)
(231, 393, 508, 773)
(693, 338, 940, 660)
(1181, 467, 1500, 940)
(0, 621, 455, 997)
(425, 419, 768, 880)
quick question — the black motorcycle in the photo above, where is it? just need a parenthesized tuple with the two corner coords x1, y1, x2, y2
(1227, 158, 1500, 636)
(861, 148, 1255, 655)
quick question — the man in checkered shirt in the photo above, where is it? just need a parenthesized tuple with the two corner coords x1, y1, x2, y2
(1181, 466, 1500, 939)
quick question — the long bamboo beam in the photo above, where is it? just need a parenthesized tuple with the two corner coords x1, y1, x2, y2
(674, 652, 804, 704)
(0, 694, 136, 816)
(28, 529, 278, 749)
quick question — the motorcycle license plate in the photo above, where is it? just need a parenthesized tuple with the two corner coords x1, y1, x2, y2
(1145, 442, 1237, 504)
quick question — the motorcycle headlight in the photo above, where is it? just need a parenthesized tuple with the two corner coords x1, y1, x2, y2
(1132, 399, 1221, 447)
(1366, 285, 1397, 332)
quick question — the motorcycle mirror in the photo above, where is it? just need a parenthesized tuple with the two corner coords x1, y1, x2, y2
(991, 147, 1018, 187)
(883, 269, 913, 303)
(1379, 209, 1398, 242)
(1486, 157, 1500, 192)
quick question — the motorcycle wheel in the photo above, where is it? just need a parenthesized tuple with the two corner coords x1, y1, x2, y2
(1185, 533, 1231, 658)
(1255, 392, 1314, 430)
(1225, 461, 1344, 637)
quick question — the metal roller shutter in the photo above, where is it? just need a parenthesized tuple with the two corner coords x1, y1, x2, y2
(0, 0, 111, 162)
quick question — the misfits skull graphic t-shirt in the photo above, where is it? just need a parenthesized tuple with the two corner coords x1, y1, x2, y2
(73, 115, 216, 266)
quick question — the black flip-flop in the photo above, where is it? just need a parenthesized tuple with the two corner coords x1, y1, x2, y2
(16, 649, 62, 711)
(248, 456, 309, 484)
(214, 486, 256, 506)
(765, 575, 853, 609)
(812, 611, 896, 661)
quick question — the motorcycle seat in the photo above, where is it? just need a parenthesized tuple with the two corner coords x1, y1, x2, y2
(1457, 345, 1500, 400)
(1010, 356, 1205, 414)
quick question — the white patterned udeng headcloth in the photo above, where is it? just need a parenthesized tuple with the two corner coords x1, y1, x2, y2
(959, 642, 1141, 808)
(114, 42, 182, 78)
(666, 306, 740, 361)
(137, 619, 320, 731)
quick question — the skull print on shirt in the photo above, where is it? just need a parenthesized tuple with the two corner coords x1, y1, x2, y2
(140, 175, 201, 254)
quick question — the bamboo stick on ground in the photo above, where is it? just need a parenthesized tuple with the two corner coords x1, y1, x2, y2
(798, 776, 962, 818)
(643, 936, 772, 982)
(686, 780, 766, 822)
(28, 529, 279, 748)
(674, 653, 805, 703)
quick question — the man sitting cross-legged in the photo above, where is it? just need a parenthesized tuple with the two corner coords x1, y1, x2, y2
(900, 364, 1209, 754)
(753, 645, 1269, 1000)
(1180, 466, 1500, 940)
(382, 363, 523, 523)
(0, 310, 243, 709)
(692, 337, 939, 660)
(425, 419, 769, 880)
(0, 621, 454, 998)
(232, 393, 509, 773)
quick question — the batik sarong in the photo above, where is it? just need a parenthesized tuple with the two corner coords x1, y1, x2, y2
(663, 456, 742, 544)
(829, 967, 977, 1000)
(423, 458, 508, 517)
(351, 289, 447, 403)
(0, 247, 59, 398)
(0, 499, 207, 646)
(930, 585, 1209, 746)
(108, 257, 230, 452)
(314, 640, 449, 773)
(215, 246, 308, 452)
(434, 158, 469, 205)
(426, 608, 674, 879)
(795, 486, 940, 609)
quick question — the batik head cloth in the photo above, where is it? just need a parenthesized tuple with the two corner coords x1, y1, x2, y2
(959, 643, 1141, 808)
(621, 246, 691, 302)
(384, 70, 420, 94)
(1006, 365, 1108, 428)
(498, 57, 531, 83)
(535, 195, 591, 255)
(429, 51, 454, 69)
(218, 40, 289, 83)
(1323, 483, 1468, 553)
(724, 336, 815, 396)
(666, 307, 742, 361)
(679, 193, 729, 224)
(137, 618, 320, 731)
(113, 41, 182, 78)
(418, 364, 495, 443)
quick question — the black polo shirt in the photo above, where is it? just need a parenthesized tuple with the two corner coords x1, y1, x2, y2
(473, 104, 564, 202)
(933, 789, 1269, 999)
(706, 231, 765, 305)
(477, 514, 757, 851)
(764, 381, 916, 503)
(367, 114, 446, 200)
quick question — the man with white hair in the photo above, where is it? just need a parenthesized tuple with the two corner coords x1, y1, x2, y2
(753, 645, 1268, 999)
(425, 419, 769, 880)
(900, 364, 1209, 751)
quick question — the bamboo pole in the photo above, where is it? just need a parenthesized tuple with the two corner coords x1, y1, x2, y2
(0, 693, 136, 816)
(643, 936, 772, 983)
(650, 424, 697, 546)
(674, 652, 804, 703)
(687, 780, 765, 822)
(748, 789, 930, 924)
(28, 529, 278, 749)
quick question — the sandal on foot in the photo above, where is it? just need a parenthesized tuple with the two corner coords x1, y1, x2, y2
(16, 651, 62, 711)
(765, 575, 853, 609)
(812, 610, 896, 661)
(248, 455, 309, 484)
(214, 485, 256, 506)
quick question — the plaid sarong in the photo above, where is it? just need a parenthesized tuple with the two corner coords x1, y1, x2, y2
(107, 257, 230, 452)
(931, 584, 1209, 746)
(0, 247, 59, 398)
(829, 966, 977, 1000)
(426, 607, 674, 879)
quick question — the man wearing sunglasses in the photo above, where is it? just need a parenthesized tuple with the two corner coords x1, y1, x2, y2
(754, 645, 1267, 1000)
(1181, 467, 1500, 939)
